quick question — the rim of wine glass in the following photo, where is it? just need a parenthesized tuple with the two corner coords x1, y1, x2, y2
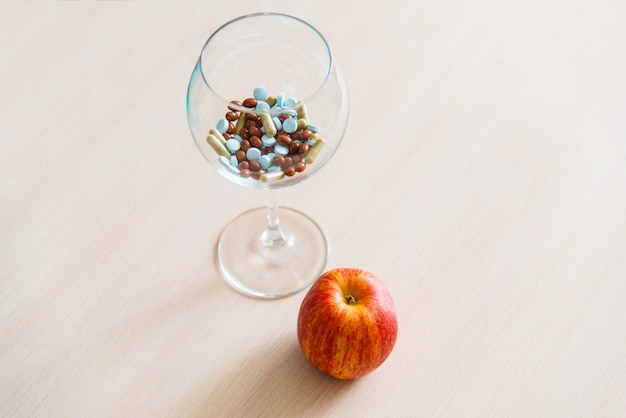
(197, 12, 334, 109)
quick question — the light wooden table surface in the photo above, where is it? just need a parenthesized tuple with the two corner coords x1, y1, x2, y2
(2, 2, 625, 417)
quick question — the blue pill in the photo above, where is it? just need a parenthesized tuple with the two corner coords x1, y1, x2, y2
(261, 135, 276, 147)
(225, 138, 240, 152)
(268, 165, 282, 173)
(283, 97, 297, 107)
(218, 156, 240, 174)
(272, 117, 282, 131)
(216, 118, 229, 134)
(253, 86, 268, 101)
(246, 147, 261, 161)
(282, 117, 298, 133)
(276, 92, 285, 107)
(259, 155, 272, 170)
(256, 101, 270, 112)
(307, 124, 320, 133)
(274, 144, 289, 155)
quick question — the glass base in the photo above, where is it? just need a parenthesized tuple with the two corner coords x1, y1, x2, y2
(217, 207, 329, 299)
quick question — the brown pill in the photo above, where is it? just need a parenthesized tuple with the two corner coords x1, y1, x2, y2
(272, 155, 285, 166)
(301, 129, 313, 140)
(249, 136, 263, 148)
(248, 126, 262, 138)
(278, 114, 291, 122)
(242, 98, 258, 108)
(227, 122, 235, 134)
(251, 171, 262, 180)
(246, 112, 259, 122)
(239, 127, 249, 139)
(284, 166, 296, 177)
(291, 131, 303, 141)
(240, 169, 251, 178)
(235, 150, 246, 162)
(277, 134, 292, 146)
(228, 100, 242, 111)
(295, 161, 306, 172)
(299, 143, 310, 154)
(225, 111, 239, 121)
(240, 139, 251, 151)
(289, 143, 300, 154)
(238, 161, 249, 170)
(283, 156, 294, 168)
(249, 160, 261, 172)
(223, 132, 232, 140)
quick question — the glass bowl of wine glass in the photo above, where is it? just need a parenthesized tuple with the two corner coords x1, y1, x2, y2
(186, 12, 349, 299)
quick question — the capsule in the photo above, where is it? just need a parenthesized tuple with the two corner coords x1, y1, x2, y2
(260, 170, 285, 183)
(234, 112, 246, 134)
(304, 137, 325, 164)
(207, 133, 231, 158)
(208, 128, 226, 145)
(260, 112, 277, 137)
(296, 101, 308, 119)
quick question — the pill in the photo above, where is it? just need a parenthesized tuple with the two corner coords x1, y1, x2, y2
(307, 123, 320, 132)
(267, 165, 282, 173)
(305, 137, 325, 164)
(248, 125, 261, 138)
(240, 169, 251, 178)
(283, 97, 297, 107)
(274, 144, 289, 155)
(218, 156, 240, 174)
(260, 112, 277, 136)
(272, 117, 282, 131)
(295, 161, 307, 172)
(234, 112, 246, 134)
(297, 118, 308, 130)
(277, 134, 292, 146)
(296, 101, 308, 119)
(249, 135, 263, 148)
(228, 100, 242, 111)
(249, 160, 261, 171)
(281, 108, 297, 117)
(208, 128, 226, 144)
(206, 133, 230, 158)
(242, 97, 258, 108)
(282, 117, 298, 133)
(276, 92, 285, 107)
(216, 118, 229, 134)
(256, 101, 270, 112)
(230, 155, 238, 166)
(246, 147, 261, 161)
(262, 135, 276, 147)
(259, 154, 272, 170)
(265, 95, 277, 107)
(253, 86, 268, 101)
(260, 170, 285, 183)
(225, 138, 241, 152)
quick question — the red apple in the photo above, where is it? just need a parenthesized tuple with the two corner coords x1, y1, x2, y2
(297, 268, 398, 379)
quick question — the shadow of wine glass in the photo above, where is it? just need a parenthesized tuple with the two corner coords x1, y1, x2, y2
(197, 334, 359, 417)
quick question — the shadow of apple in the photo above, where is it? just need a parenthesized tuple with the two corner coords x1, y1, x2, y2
(194, 334, 358, 416)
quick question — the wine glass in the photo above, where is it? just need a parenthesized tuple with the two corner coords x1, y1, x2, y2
(186, 12, 349, 299)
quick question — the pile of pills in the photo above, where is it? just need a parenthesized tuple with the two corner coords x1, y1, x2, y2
(205, 86, 325, 182)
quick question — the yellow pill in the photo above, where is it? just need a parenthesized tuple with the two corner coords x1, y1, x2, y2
(234, 111, 246, 134)
(296, 101, 308, 119)
(260, 112, 277, 137)
(260, 170, 285, 183)
(305, 137, 325, 164)
(297, 118, 308, 130)
(208, 128, 226, 144)
(206, 133, 230, 158)
(265, 96, 277, 107)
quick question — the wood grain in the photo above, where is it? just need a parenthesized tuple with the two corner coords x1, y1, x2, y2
(1, 2, 625, 417)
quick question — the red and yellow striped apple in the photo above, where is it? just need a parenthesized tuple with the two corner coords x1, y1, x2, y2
(297, 268, 398, 379)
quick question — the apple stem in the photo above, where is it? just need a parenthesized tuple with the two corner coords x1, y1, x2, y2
(345, 294, 357, 305)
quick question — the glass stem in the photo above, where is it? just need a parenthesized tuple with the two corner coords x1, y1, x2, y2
(261, 189, 287, 247)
